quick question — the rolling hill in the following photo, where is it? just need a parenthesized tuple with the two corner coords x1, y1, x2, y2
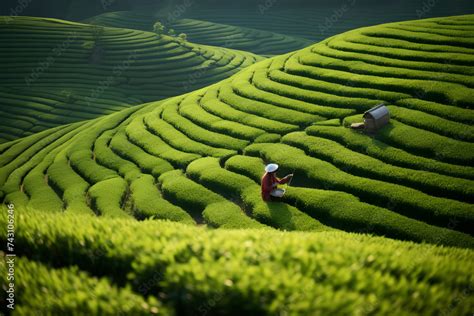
(84, 11, 313, 56)
(0, 16, 263, 142)
(1, 14, 474, 315)
(181, 1, 474, 42)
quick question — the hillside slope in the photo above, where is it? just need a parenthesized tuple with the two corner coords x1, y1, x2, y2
(84, 11, 313, 56)
(181, 1, 474, 41)
(0, 16, 263, 142)
(1, 15, 474, 249)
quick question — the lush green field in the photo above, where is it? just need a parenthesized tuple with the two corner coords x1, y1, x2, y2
(84, 11, 312, 56)
(1, 14, 474, 315)
(0, 16, 263, 142)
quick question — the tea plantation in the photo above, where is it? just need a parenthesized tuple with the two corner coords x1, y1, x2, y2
(84, 10, 312, 56)
(0, 16, 263, 142)
(1, 14, 473, 315)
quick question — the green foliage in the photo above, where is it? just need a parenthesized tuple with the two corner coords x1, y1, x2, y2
(0, 258, 169, 315)
(179, 92, 265, 140)
(88, 177, 131, 218)
(0, 16, 263, 141)
(387, 105, 474, 141)
(178, 33, 187, 42)
(2, 15, 474, 315)
(24, 168, 63, 213)
(110, 129, 174, 178)
(2, 210, 473, 315)
(125, 114, 200, 168)
(313, 118, 341, 126)
(373, 120, 474, 165)
(153, 21, 165, 36)
(161, 101, 248, 151)
(253, 133, 281, 143)
(131, 174, 194, 224)
(306, 125, 474, 180)
(145, 110, 236, 159)
(199, 86, 298, 134)
(47, 152, 94, 215)
(244, 142, 474, 236)
(186, 157, 328, 232)
(282, 132, 474, 202)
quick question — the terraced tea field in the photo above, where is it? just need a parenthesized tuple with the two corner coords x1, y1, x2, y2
(85, 11, 312, 55)
(0, 16, 263, 142)
(1, 13, 473, 315)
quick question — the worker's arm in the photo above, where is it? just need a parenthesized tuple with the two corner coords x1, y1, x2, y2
(277, 174, 293, 185)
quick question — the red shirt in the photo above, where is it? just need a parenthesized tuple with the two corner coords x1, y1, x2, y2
(261, 172, 290, 201)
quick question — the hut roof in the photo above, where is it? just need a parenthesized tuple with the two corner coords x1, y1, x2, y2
(363, 104, 389, 120)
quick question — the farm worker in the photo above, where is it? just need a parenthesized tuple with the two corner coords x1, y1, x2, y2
(261, 163, 293, 201)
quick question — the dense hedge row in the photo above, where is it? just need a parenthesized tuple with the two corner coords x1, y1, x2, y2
(244, 143, 474, 236)
(306, 125, 474, 180)
(224, 155, 474, 248)
(2, 210, 473, 315)
(186, 157, 327, 231)
(0, 257, 170, 315)
(282, 132, 474, 202)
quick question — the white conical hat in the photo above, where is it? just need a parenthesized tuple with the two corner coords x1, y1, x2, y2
(265, 163, 278, 173)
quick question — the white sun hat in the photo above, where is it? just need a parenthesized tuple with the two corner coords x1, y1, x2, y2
(265, 163, 279, 173)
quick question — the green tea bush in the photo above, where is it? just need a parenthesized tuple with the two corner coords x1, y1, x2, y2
(374, 120, 474, 165)
(0, 258, 170, 315)
(47, 152, 94, 215)
(68, 149, 118, 184)
(23, 168, 63, 213)
(125, 115, 199, 168)
(220, 81, 318, 127)
(395, 98, 474, 124)
(131, 174, 194, 224)
(282, 132, 474, 202)
(200, 86, 297, 134)
(3, 210, 473, 315)
(161, 100, 248, 150)
(110, 129, 174, 178)
(186, 157, 328, 232)
(244, 143, 474, 235)
(93, 130, 143, 181)
(180, 96, 265, 140)
(306, 125, 474, 180)
(235, 65, 356, 118)
(88, 177, 131, 218)
(252, 64, 378, 114)
(145, 112, 235, 158)
(387, 105, 474, 141)
(268, 68, 409, 102)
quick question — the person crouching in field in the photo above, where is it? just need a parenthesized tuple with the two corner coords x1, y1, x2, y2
(261, 163, 293, 201)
